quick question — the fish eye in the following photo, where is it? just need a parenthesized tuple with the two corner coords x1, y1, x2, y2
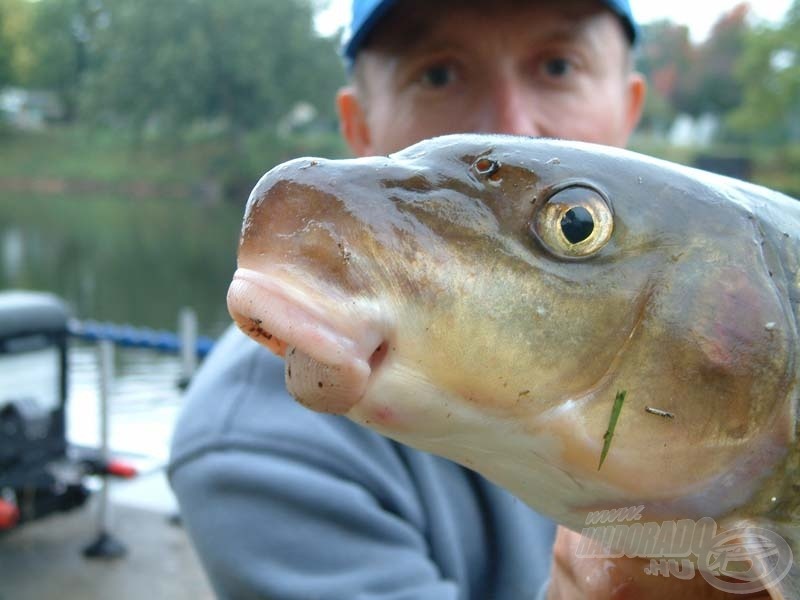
(530, 186, 612, 259)
(472, 157, 501, 179)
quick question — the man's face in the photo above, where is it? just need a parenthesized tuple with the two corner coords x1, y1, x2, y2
(337, 0, 645, 156)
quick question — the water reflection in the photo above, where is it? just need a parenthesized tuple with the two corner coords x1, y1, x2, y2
(2, 228, 24, 281)
(68, 342, 183, 461)
(0, 193, 243, 337)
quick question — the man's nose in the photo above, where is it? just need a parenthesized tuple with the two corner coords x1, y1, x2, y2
(479, 77, 542, 137)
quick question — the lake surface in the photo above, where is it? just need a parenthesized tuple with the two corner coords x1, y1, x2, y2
(1, 192, 243, 336)
(68, 341, 184, 462)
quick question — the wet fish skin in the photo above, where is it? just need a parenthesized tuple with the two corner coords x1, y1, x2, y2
(227, 134, 799, 598)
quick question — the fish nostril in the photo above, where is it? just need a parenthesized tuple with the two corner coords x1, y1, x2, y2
(369, 342, 389, 372)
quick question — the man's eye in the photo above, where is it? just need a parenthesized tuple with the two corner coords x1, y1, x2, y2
(542, 57, 571, 78)
(421, 64, 456, 88)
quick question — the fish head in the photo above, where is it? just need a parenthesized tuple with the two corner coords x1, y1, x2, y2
(228, 134, 797, 529)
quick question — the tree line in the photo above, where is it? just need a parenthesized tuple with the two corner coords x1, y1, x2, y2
(636, 1, 799, 145)
(0, 0, 798, 148)
(0, 0, 346, 137)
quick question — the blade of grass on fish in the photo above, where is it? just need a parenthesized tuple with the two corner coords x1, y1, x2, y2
(598, 390, 626, 471)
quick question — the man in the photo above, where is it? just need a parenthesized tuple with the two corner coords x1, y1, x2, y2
(170, 2, 729, 598)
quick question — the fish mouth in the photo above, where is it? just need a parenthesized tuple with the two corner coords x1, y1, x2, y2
(227, 268, 389, 414)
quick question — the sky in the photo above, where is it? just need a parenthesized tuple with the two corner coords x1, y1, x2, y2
(314, 0, 793, 42)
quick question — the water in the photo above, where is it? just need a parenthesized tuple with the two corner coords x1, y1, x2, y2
(67, 341, 183, 461)
(0, 192, 243, 336)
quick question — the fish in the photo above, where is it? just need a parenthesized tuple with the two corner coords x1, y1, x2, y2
(227, 134, 799, 598)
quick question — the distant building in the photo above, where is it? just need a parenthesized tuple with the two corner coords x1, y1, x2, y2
(0, 88, 64, 130)
(277, 101, 319, 136)
(668, 112, 719, 148)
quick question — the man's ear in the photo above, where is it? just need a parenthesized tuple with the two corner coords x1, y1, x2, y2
(337, 86, 372, 157)
(624, 72, 647, 135)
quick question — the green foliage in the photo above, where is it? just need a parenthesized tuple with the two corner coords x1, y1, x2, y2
(728, 1, 800, 143)
(0, 4, 10, 87)
(20, 0, 101, 121)
(0, 0, 34, 87)
(80, 0, 345, 137)
(634, 2, 799, 159)
(1, 0, 345, 135)
(636, 6, 750, 126)
(636, 20, 691, 104)
(676, 4, 749, 117)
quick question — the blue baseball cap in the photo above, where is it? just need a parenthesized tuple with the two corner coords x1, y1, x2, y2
(342, 0, 639, 67)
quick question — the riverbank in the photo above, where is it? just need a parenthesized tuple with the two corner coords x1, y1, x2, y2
(2, 127, 800, 202)
(0, 126, 349, 203)
(631, 135, 800, 198)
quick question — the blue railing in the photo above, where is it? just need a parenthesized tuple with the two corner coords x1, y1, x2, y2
(68, 319, 215, 358)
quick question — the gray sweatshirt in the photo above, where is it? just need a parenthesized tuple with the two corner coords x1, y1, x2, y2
(169, 326, 555, 599)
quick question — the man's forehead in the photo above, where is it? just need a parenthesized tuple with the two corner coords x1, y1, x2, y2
(361, 0, 620, 56)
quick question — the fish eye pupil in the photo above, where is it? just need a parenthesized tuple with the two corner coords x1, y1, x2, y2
(560, 206, 594, 244)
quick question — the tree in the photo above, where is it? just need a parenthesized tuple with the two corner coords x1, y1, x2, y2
(21, 0, 103, 121)
(0, 0, 34, 89)
(635, 21, 692, 132)
(0, 4, 10, 88)
(80, 0, 345, 138)
(675, 3, 750, 118)
(729, 0, 800, 142)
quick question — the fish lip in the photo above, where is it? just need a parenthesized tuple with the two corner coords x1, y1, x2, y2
(227, 267, 385, 413)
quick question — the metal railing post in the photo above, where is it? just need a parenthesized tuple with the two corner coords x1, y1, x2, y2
(178, 307, 198, 388)
(83, 339, 126, 559)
